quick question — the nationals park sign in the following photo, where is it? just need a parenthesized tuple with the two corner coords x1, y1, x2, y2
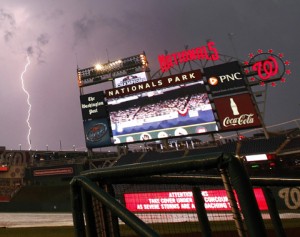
(105, 69, 203, 98)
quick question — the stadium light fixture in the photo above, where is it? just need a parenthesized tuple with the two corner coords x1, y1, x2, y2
(78, 53, 149, 87)
(95, 64, 103, 71)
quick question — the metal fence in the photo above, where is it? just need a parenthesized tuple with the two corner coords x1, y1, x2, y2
(70, 152, 300, 237)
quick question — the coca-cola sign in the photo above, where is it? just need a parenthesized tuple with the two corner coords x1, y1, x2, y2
(223, 114, 255, 127)
(214, 93, 261, 131)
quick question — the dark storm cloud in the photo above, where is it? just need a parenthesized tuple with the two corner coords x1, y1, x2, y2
(26, 33, 50, 63)
(35, 33, 50, 63)
(0, 9, 15, 26)
(37, 33, 50, 46)
(73, 16, 96, 39)
(26, 46, 34, 56)
(0, 0, 299, 151)
(0, 8, 16, 42)
(4, 30, 13, 42)
(72, 14, 127, 47)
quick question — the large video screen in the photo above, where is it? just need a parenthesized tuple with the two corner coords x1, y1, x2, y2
(107, 82, 218, 144)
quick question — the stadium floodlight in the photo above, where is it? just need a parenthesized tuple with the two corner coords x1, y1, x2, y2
(140, 54, 148, 66)
(77, 53, 149, 87)
(95, 64, 103, 71)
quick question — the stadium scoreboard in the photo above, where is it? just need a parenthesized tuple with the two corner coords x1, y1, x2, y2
(78, 52, 264, 149)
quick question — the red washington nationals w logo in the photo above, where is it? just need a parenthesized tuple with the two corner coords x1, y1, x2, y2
(243, 49, 291, 87)
(252, 56, 278, 81)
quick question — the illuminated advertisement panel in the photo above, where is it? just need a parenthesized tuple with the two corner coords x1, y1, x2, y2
(107, 82, 218, 144)
(124, 189, 267, 212)
(83, 118, 112, 148)
(80, 91, 107, 120)
(245, 154, 268, 162)
(204, 61, 248, 97)
(0, 165, 9, 172)
(214, 93, 261, 131)
(158, 41, 219, 72)
(114, 71, 148, 88)
(33, 167, 74, 177)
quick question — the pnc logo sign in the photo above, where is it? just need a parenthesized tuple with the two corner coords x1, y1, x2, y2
(204, 61, 248, 96)
(208, 72, 243, 86)
(219, 72, 243, 83)
(208, 77, 218, 86)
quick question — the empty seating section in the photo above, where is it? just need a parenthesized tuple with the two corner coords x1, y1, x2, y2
(140, 150, 185, 163)
(0, 185, 20, 201)
(113, 135, 292, 165)
(114, 152, 144, 166)
(239, 136, 286, 154)
(283, 137, 300, 151)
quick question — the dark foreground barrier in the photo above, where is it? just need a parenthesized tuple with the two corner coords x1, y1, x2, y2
(70, 153, 300, 237)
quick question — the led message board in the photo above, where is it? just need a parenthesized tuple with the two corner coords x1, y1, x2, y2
(213, 93, 261, 131)
(107, 81, 218, 144)
(113, 71, 148, 88)
(204, 61, 248, 97)
(124, 188, 267, 212)
(80, 91, 107, 120)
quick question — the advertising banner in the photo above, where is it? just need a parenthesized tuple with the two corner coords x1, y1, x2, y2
(114, 71, 148, 88)
(83, 118, 112, 148)
(80, 91, 107, 120)
(213, 93, 261, 131)
(204, 61, 248, 97)
(33, 167, 74, 177)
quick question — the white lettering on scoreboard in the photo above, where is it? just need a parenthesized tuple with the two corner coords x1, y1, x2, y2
(124, 189, 267, 212)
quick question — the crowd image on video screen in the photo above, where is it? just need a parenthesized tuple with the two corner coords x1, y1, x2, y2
(107, 81, 218, 144)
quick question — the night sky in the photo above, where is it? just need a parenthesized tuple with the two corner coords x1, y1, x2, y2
(0, 0, 299, 151)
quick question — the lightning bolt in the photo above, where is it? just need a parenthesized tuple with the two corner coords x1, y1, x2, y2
(20, 55, 32, 150)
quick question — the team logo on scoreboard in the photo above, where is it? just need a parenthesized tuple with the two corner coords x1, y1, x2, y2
(86, 123, 108, 142)
(158, 41, 219, 72)
(243, 49, 291, 87)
